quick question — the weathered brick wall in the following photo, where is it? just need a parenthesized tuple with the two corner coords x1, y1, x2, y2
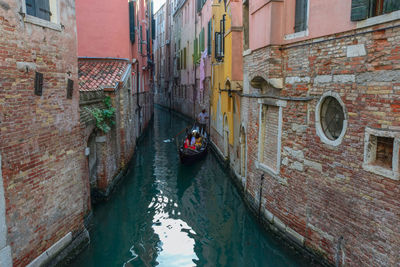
(243, 22, 400, 266)
(80, 87, 153, 198)
(0, 1, 89, 265)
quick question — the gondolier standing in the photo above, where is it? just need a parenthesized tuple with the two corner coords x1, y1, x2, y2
(197, 109, 209, 135)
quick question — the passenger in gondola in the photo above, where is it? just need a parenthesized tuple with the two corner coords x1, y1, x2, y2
(184, 133, 192, 149)
(190, 132, 196, 149)
(195, 132, 202, 150)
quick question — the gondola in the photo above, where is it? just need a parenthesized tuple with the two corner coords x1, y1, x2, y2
(178, 127, 208, 164)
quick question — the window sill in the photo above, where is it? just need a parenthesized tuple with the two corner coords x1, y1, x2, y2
(24, 14, 62, 31)
(284, 29, 308, 41)
(362, 163, 399, 180)
(357, 10, 400, 29)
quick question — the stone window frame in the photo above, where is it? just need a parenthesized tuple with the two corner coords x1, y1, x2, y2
(21, 0, 62, 31)
(284, 0, 310, 40)
(357, 8, 400, 29)
(315, 91, 348, 147)
(363, 127, 400, 180)
(256, 98, 287, 177)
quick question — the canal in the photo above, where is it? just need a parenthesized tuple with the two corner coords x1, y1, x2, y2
(71, 107, 312, 267)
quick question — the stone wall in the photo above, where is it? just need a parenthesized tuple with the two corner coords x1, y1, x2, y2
(80, 87, 153, 200)
(0, 0, 90, 265)
(242, 22, 400, 266)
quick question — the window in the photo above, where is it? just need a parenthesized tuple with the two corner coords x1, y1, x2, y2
(26, 0, 51, 21)
(257, 99, 286, 176)
(215, 16, 225, 61)
(140, 25, 143, 54)
(295, 0, 308, 32)
(315, 92, 347, 146)
(200, 28, 205, 52)
(259, 105, 280, 173)
(243, 0, 249, 51)
(351, 0, 400, 21)
(207, 20, 212, 55)
(129, 1, 135, 43)
(183, 47, 187, 69)
(23, 0, 60, 30)
(363, 127, 399, 180)
(320, 97, 345, 141)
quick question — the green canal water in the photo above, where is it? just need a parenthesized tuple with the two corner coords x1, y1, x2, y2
(71, 107, 313, 267)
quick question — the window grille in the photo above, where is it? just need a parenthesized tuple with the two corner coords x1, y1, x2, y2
(320, 96, 345, 141)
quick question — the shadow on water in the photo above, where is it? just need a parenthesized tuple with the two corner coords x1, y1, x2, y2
(70, 106, 315, 267)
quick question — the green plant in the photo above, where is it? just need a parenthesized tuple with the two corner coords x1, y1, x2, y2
(85, 96, 116, 133)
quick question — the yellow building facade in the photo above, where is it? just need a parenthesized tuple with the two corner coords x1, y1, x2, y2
(210, 0, 243, 164)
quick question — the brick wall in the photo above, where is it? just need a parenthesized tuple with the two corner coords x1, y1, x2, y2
(80, 86, 153, 199)
(0, 1, 90, 265)
(242, 22, 400, 266)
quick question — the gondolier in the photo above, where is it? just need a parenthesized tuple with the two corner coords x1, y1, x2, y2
(197, 109, 209, 135)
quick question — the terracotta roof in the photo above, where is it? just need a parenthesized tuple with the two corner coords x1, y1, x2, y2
(78, 59, 130, 91)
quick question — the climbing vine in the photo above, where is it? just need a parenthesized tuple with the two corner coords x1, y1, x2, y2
(85, 96, 116, 133)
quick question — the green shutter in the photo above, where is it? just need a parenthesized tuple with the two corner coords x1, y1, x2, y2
(36, 0, 51, 21)
(140, 25, 143, 53)
(294, 0, 307, 32)
(26, 0, 36, 16)
(194, 38, 198, 63)
(351, 0, 369, 21)
(152, 18, 156, 40)
(184, 48, 187, 69)
(200, 28, 205, 53)
(383, 0, 400, 14)
(207, 20, 211, 55)
(129, 1, 135, 43)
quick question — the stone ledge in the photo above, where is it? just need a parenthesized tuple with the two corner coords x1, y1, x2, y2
(0, 245, 12, 267)
(27, 232, 73, 267)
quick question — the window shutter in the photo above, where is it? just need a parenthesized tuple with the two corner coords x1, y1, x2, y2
(201, 28, 205, 52)
(207, 20, 211, 55)
(184, 47, 187, 69)
(294, 0, 307, 32)
(152, 18, 156, 40)
(36, 0, 51, 21)
(129, 1, 135, 43)
(383, 0, 400, 14)
(26, 0, 36, 16)
(140, 25, 143, 53)
(194, 38, 198, 63)
(351, 0, 369, 21)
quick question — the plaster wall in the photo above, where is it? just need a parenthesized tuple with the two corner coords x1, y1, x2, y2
(250, 0, 357, 50)
(76, 0, 131, 59)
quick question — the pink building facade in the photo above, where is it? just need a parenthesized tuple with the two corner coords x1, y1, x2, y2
(76, 0, 155, 197)
(154, 0, 212, 119)
(241, 0, 400, 266)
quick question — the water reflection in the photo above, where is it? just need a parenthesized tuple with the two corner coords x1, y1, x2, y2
(71, 107, 312, 267)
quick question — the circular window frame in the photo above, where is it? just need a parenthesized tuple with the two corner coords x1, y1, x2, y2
(315, 91, 348, 146)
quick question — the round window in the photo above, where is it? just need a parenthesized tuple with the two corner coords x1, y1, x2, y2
(320, 96, 345, 141)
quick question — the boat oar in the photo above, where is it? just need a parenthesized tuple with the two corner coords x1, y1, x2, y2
(163, 126, 189, 143)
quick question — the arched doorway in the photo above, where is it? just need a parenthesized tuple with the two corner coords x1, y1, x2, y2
(223, 114, 229, 158)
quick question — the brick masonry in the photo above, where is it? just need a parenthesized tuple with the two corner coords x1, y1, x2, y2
(241, 22, 400, 266)
(0, 0, 90, 266)
(80, 87, 154, 200)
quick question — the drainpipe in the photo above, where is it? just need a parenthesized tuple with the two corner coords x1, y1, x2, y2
(258, 174, 265, 221)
